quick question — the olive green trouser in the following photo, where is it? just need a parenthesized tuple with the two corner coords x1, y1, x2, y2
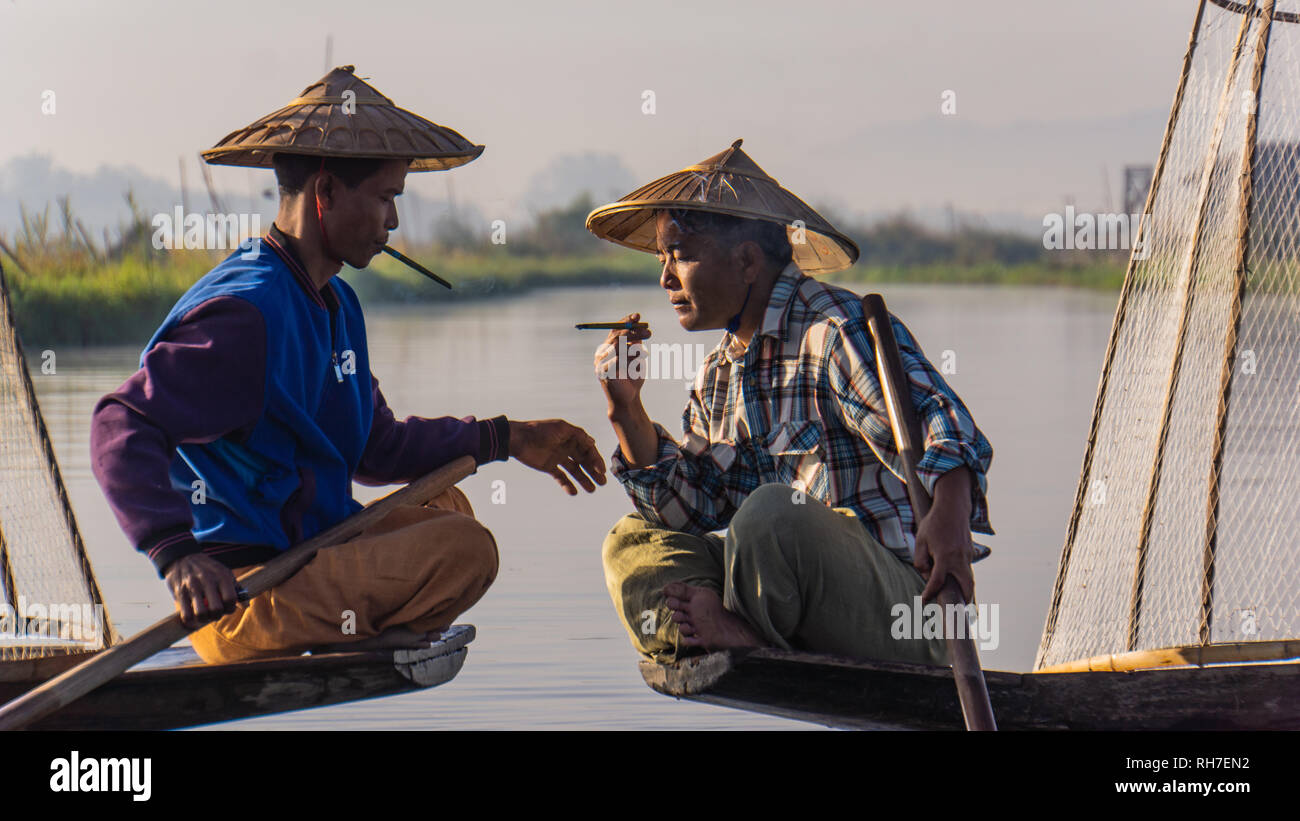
(601, 483, 948, 666)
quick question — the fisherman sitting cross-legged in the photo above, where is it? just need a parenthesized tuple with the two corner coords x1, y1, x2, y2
(90, 67, 606, 664)
(586, 140, 993, 664)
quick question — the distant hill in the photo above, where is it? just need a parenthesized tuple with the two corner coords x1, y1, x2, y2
(817, 107, 1169, 220)
(1, 104, 1171, 248)
(0, 154, 184, 240)
(520, 152, 638, 214)
(0, 153, 454, 246)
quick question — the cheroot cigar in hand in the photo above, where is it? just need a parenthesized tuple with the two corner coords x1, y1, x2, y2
(575, 321, 650, 330)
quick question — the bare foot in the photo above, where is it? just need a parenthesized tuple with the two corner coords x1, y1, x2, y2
(310, 625, 436, 654)
(663, 582, 766, 650)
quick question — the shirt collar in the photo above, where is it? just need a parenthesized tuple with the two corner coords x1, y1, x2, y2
(717, 261, 804, 365)
(264, 223, 336, 311)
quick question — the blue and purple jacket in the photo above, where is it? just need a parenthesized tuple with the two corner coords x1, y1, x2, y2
(90, 224, 509, 576)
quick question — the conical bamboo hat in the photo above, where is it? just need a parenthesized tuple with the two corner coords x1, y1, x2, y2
(201, 66, 484, 172)
(586, 139, 858, 274)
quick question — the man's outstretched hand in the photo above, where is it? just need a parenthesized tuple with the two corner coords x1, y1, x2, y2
(164, 553, 239, 630)
(508, 419, 607, 495)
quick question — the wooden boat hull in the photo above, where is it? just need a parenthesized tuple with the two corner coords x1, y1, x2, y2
(639, 647, 1300, 730)
(0, 625, 474, 730)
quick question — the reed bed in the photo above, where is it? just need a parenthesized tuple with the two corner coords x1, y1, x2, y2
(1, 196, 1124, 347)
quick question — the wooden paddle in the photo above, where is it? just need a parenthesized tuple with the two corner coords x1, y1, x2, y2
(0, 454, 477, 730)
(862, 294, 998, 731)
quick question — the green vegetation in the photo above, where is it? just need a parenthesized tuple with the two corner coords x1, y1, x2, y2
(1, 192, 1125, 347)
(0, 196, 217, 346)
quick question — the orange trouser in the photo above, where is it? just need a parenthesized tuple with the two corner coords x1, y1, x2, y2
(189, 486, 498, 664)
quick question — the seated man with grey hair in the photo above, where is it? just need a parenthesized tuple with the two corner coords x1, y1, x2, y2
(585, 140, 994, 664)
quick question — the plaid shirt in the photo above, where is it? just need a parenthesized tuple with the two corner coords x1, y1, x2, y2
(611, 262, 994, 564)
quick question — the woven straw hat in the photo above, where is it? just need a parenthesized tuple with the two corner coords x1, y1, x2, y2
(586, 139, 858, 274)
(201, 66, 483, 172)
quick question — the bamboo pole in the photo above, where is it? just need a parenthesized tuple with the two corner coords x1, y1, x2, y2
(863, 294, 996, 731)
(1210, 0, 1299, 24)
(1199, 0, 1275, 647)
(1034, 638, 1299, 674)
(197, 152, 228, 216)
(178, 155, 191, 220)
(1036, 0, 1211, 669)
(0, 523, 17, 640)
(1126, 3, 1257, 652)
(0, 455, 477, 731)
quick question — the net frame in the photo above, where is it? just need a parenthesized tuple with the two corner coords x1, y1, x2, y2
(1037, 0, 1300, 671)
(0, 258, 117, 660)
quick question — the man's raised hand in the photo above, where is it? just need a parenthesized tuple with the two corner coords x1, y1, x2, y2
(594, 312, 652, 414)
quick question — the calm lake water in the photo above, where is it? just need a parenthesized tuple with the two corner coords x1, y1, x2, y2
(31, 280, 1117, 729)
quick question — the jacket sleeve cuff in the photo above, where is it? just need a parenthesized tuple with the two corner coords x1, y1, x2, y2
(476, 415, 511, 464)
(142, 527, 204, 578)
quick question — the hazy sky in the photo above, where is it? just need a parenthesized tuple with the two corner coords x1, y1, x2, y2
(2, 0, 1205, 226)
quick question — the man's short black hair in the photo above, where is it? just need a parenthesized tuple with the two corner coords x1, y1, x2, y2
(271, 154, 402, 196)
(662, 208, 794, 269)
